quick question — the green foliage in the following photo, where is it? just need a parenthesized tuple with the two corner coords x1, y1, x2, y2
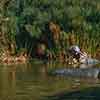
(0, 0, 100, 56)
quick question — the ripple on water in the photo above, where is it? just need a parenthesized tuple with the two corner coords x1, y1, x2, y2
(0, 63, 100, 100)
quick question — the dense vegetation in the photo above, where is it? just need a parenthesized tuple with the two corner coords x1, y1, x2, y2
(0, 0, 100, 60)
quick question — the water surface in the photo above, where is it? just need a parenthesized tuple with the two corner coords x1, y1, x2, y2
(0, 62, 100, 100)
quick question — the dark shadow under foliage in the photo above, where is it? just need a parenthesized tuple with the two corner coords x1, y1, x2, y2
(15, 23, 55, 58)
(15, 26, 37, 57)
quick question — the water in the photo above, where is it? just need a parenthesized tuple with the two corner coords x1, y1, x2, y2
(0, 62, 100, 100)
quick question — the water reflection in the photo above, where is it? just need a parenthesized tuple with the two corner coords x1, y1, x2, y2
(0, 65, 16, 99)
(0, 63, 99, 100)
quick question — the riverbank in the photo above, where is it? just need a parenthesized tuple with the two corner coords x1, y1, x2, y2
(0, 50, 29, 65)
(0, 52, 99, 65)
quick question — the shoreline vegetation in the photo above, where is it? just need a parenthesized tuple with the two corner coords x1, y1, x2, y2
(0, 0, 100, 65)
(0, 22, 99, 65)
(0, 49, 28, 65)
(0, 21, 100, 65)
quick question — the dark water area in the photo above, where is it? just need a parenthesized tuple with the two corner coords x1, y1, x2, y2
(0, 62, 100, 100)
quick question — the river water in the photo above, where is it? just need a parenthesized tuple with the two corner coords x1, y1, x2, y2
(0, 62, 100, 100)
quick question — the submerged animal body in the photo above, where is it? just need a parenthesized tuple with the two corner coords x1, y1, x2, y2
(51, 67, 100, 78)
(79, 58, 99, 64)
(50, 57, 100, 78)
